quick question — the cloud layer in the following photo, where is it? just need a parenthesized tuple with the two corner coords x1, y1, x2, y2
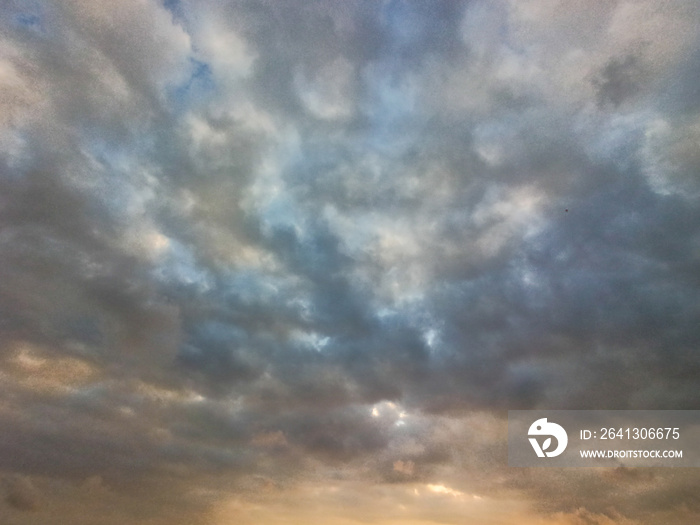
(1, 0, 699, 523)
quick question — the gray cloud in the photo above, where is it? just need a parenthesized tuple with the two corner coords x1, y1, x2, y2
(1, 0, 699, 523)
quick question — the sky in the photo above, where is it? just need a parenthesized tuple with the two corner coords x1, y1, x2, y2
(0, 0, 699, 523)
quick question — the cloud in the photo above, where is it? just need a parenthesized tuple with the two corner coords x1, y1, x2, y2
(4, 477, 39, 512)
(0, 0, 699, 523)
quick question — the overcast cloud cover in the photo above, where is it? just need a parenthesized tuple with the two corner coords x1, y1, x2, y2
(1, 0, 699, 523)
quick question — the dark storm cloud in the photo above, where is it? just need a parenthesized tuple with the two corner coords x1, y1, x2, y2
(1, 0, 700, 523)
